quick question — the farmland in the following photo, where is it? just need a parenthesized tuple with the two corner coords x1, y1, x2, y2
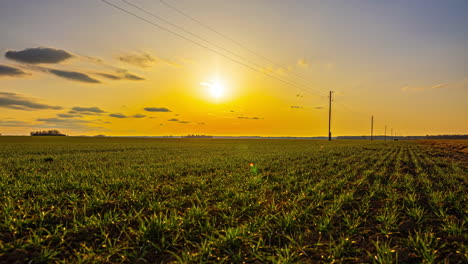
(0, 137, 466, 263)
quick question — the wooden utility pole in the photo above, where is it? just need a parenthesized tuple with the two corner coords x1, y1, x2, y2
(328, 91, 333, 141)
(371, 116, 374, 141)
(384, 125, 387, 141)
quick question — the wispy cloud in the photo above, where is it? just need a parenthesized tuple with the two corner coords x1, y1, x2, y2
(37, 117, 92, 124)
(118, 51, 181, 68)
(431, 83, 450, 89)
(121, 72, 144, 81)
(71, 106, 106, 114)
(5, 47, 73, 64)
(237, 116, 264, 120)
(57, 113, 82, 118)
(36, 117, 105, 131)
(118, 52, 156, 68)
(0, 119, 32, 127)
(0, 92, 61, 111)
(167, 118, 189, 123)
(297, 58, 310, 68)
(96, 71, 145, 81)
(96, 72, 121, 80)
(401, 83, 452, 92)
(291, 106, 304, 109)
(48, 69, 100, 83)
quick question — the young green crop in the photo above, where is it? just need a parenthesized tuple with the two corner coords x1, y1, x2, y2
(0, 137, 466, 263)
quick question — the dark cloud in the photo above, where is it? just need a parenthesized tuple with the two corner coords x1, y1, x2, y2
(296, 94, 303, 98)
(97, 71, 145, 81)
(0, 92, 62, 111)
(197, 122, 206, 125)
(109, 113, 146, 118)
(96, 73, 121, 80)
(71, 106, 106, 114)
(315, 107, 325, 110)
(118, 52, 155, 68)
(144, 107, 171, 112)
(168, 118, 179, 122)
(5, 47, 73, 64)
(0, 65, 28, 77)
(123, 72, 144, 81)
(291, 106, 303, 109)
(48, 69, 100, 83)
(109, 113, 127, 118)
(36, 117, 103, 131)
(238, 116, 263, 120)
(178, 121, 189, 124)
(37, 117, 91, 123)
(57, 113, 82, 118)
(0, 119, 32, 127)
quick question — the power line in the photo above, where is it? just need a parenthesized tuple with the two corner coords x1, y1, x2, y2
(159, 0, 314, 84)
(100, 0, 324, 97)
(100, 1, 392, 138)
(328, 91, 333, 141)
(121, 0, 325, 96)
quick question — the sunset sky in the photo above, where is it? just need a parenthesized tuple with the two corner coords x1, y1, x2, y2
(1, 0, 467, 136)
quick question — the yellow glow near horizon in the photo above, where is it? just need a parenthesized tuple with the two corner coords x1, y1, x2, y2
(201, 79, 227, 101)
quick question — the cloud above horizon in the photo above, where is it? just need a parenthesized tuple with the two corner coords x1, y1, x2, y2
(297, 58, 310, 68)
(69, 107, 107, 116)
(109, 113, 147, 118)
(35, 117, 105, 131)
(0, 119, 32, 127)
(96, 71, 145, 81)
(48, 69, 100, 83)
(401, 83, 450, 92)
(37, 117, 92, 124)
(118, 52, 181, 68)
(0, 65, 28, 77)
(118, 52, 156, 68)
(145, 107, 171, 112)
(0, 92, 62, 111)
(291, 106, 304, 109)
(238, 116, 263, 120)
(5, 47, 73, 64)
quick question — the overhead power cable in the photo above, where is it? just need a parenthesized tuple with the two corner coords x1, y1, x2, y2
(100, 0, 325, 96)
(159, 0, 314, 85)
(121, 0, 325, 96)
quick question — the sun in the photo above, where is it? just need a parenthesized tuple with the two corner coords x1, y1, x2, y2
(200, 79, 227, 101)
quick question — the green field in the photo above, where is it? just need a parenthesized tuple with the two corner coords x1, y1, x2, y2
(0, 137, 466, 263)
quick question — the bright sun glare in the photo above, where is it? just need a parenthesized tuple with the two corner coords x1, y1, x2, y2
(201, 79, 227, 100)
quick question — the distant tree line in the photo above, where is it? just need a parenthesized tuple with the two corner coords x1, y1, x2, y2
(424, 135, 468, 139)
(183, 134, 213, 138)
(30, 130, 66, 136)
(337, 135, 468, 140)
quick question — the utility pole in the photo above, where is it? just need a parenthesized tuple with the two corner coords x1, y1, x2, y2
(328, 91, 333, 141)
(371, 116, 374, 141)
(391, 128, 393, 140)
(384, 125, 387, 141)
